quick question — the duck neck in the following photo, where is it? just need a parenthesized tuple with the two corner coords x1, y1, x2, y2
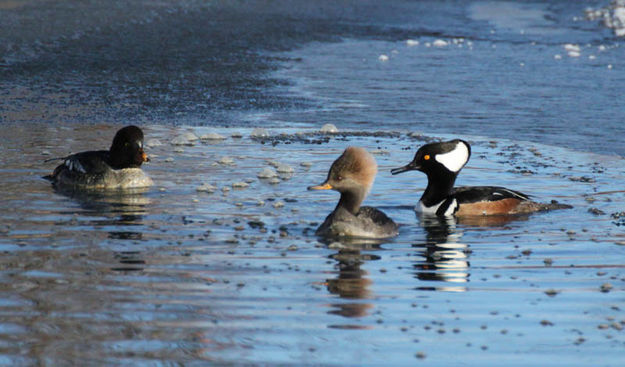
(336, 187, 366, 215)
(420, 169, 457, 207)
(108, 150, 124, 169)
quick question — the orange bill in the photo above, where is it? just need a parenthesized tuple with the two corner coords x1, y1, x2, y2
(307, 182, 333, 190)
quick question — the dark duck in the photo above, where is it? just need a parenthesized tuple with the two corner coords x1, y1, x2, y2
(309, 147, 398, 238)
(44, 125, 152, 189)
(391, 139, 571, 216)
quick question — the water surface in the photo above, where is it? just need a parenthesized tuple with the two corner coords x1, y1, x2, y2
(1, 125, 624, 366)
(1, 0, 625, 365)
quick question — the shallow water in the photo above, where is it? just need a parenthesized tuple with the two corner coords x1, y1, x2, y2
(1, 0, 625, 365)
(1, 125, 625, 366)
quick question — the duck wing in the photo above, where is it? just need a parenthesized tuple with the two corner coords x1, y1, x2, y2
(452, 186, 531, 203)
(45, 150, 110, 180)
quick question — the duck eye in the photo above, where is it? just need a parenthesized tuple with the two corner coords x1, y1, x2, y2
(336, 175, 343, 181)
(424, 154, 430, 161)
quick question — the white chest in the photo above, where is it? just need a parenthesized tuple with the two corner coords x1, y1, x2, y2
(416, 199, 457, 216)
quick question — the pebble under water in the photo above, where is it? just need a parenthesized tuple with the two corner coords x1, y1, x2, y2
(1, 125, 624, 366)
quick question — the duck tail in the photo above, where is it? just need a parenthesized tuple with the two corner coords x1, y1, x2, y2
(541, 200, 573, 211)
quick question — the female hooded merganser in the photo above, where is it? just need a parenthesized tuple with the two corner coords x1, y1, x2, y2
(44, 125, 153, 189)
(308, 147, 398, 238)
(391, 139, 571, 216)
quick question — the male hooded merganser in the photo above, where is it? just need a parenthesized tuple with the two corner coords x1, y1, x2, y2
(391, 139, 571, 216)
(44, 125, 153, 189)
(308, 147, 398, 238)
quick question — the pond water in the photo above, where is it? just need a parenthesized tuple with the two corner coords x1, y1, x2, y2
(1, 0, 624, 366)
(1, 125, 624, 366)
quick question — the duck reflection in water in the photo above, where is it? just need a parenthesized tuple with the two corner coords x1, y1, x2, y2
(52, 186, 150, 235)
(50, 186, 151, 271)
(324, 238, 385, 321)
(414, 213, 531, 291)
(413, 215, 470, 292)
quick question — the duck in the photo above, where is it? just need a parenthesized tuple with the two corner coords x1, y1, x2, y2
(44, 125, 153, 189)
(308, 146, 398, 238)
(390, 139, 571, 216)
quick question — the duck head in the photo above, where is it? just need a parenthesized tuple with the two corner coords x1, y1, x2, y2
(391, 139, 470, 177)
(109, 125, 149, 169)
(309, 147, 377, 213)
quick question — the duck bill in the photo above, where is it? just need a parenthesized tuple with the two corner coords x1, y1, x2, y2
(390, 163, 419, 175)
(308, 182, 333, 191)
(140, 149, 150, 162)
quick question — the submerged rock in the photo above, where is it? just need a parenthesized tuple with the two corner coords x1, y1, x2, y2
(600, 283, 613, 293)
(276, 164, 294, 173)
(251, 128, 269, 138)
(217, 156, 235, 165)
(171, 133, 198, 146)
(196, 183, 216, 193)
(266, 160, 280, 168)
(146, 138, 163, 147)
(257, 167, 278, 178)
(320, 123, 338, 133)
(200, 132, 226, 141)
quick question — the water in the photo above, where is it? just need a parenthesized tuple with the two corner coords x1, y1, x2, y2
(1, 1, 625, 366)
(2, 125, 624, 366)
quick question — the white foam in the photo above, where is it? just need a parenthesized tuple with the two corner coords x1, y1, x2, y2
(378, 54, 389, 62)
(406, 39, 419, 47)
(564, 44, 580, 52)
(435, 141, 470, 173)
(433, 39, 448, 47)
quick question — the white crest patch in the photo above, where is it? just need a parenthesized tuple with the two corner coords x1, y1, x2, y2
(435, 142, 469, 173)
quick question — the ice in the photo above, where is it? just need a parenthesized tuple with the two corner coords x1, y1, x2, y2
(406, 39, 419, 46)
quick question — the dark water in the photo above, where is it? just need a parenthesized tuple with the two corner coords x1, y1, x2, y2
(1, 0, 623, 155)
(1, 1, 625, 366)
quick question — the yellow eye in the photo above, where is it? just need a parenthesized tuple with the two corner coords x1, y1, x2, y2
(424, 154, 430, 160)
